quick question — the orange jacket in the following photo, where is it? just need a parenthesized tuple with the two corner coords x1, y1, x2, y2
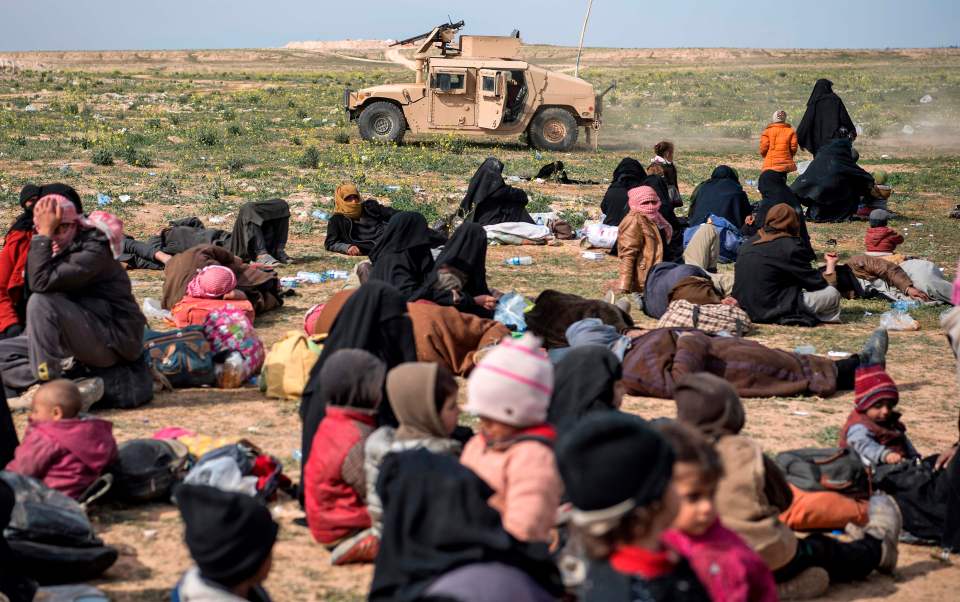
(760, 122, 798, 173)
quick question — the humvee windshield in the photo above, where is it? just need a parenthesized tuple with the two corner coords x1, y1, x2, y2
(431, 71, 466, 92)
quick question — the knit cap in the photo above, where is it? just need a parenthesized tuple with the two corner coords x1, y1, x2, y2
(556, 412, 675, 528)
(187, 265, 237, 299)
(854, 364, 899, 412)
(868, 209, 889, 228)
(466, 333, 553, 427)
(772, 110, 787, 123)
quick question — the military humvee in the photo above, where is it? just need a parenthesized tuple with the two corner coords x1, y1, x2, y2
(345, 21, 605, 151)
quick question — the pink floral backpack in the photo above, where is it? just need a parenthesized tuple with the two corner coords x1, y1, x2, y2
(202, 308, 265, 386)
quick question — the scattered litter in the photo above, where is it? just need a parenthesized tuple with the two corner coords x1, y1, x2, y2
(142, 529, 158, 540)
(23, 104, 38, 112)
(279, 277, 299, 288)
(880, 154, 891, 160)
(246, 426, 260, 433)
(311, 210, 329, 220)
(534, 151, 543, 160)
(880, 300, 920, 331)
(791, 411, 810, 417)
(920, 94, 933, 104)
(494, 292, 529, 332)
(902, 125, 915, 135)
(506, 175, 522, 183)
(302, 117, 311, 123)
(292, 450, 303, 462)
(745, 179, 757, 188)
(384, 185, 400, 191)
(59, 164, 72, 174)
(793, 345, 816, 355)
(413, 185, 424, 193)
(142, 298, 172, 321)
(581, 251, 605, 260)
(96, 193, 111, 206)
(119, 194, 131, 203)
(911, 222, 923, 227)
(293, 270, 350, 285)
(864, 311, 874, 317)
(504, 256, 534, 266)
(148, 172, 157, 176)
(827, 351, 851, 358)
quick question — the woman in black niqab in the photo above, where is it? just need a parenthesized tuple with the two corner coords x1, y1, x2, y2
(601, 157, 647, 227)
(368, 211, 437, 299)
(298, 281, 417, 500)
(369, 449, 563, 602)
(750, 171, 815, 262)
(796, 79, 856, 156)
(548, 345, 622, 432)
(411, 222, 494, 318)
(459, 157, 534, 226)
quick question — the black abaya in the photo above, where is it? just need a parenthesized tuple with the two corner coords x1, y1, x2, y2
(323, 199, 397, 256)
(228, 199, 290, 261)
(796, 79, 856, 156)
(751, 170, 815, 262)
(368, 212, 438, 299)
(548, 346, 622, 432)
(411, 222, 492, 318)
(601, 158, 647, 227)
(791, 138, 874, 223)
(687, 165, 752, 228)
(459, 158, 534, 226)
(369, 449, 562, 602)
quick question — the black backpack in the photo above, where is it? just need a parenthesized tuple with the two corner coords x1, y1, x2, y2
(0, 471, 117, 585)
(775, 447, 871, 499)
(110, 439, 190, 503)
(87, 356, 154, 410)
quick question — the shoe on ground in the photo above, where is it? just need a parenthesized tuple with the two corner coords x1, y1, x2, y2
(256, 253, 281, 267)
(863, 492, 902, 574)
(74, 377, 105, 412)
(859, 328, 889, 367)
(330, 529, 379, 565)
(275, 251, 293, 264)
(6, 384, 41, 411)
(776, 567, 829, 600)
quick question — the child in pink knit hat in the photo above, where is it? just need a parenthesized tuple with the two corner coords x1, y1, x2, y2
(460, 333, 563, 543)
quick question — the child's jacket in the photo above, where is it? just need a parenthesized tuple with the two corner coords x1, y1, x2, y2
(580, 545, 711, 602)
(760, 123, 799, 173)
(6, 417, 117, 499)
(459, 425, 562, 543)
(663, 520, 778, 602)
(839, 409, 918, 467)
(864, 226, 904, 254)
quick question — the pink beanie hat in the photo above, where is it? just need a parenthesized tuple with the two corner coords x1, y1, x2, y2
(466, 333, 553, 427)
(187, 265, 237, 299)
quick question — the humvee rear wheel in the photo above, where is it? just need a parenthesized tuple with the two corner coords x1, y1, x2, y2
(528, 108, 578, 152)
(358, 101, 407, 144)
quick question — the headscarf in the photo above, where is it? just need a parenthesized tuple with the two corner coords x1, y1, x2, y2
(673, 372, 745, 441)
(710, 165, 740, 183)
(805, 79, 834, 106)
(368, 212, 437, 298)
(321, 349, 386, 410)
(334, 182, 363, 220)
(459, 157, 506, 217)
(628, 185, 673, 240)
(36, 194, 123, 258)
(796, 79, 856, 155)
(600, 158, 647, 226)
(753, 203, 800, 245)
(757, 170, 799, 208)
(387, 362, 449, 441)
(548, 345, 622, 431)
(370, 449, 562, 602)
(186, 265, 238, 298)
(12, 182, 83, 233)
(772, 110, 787, 123)
(369, 212, 434, 264)
(413, 221, 490, 303)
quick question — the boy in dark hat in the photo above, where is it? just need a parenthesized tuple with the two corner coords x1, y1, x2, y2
(173, 484, 278, 602)
(556, 412, 710, 602)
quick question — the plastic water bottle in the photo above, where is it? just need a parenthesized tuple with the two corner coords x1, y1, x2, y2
(892, 299, 919, 314)
(311, 210, 329, 220)
(324, 270, 349, 280)
(296, 271, 326, 284)
(279, 277, 299, 288)
(505, 256, 533, 266)
(535, 215, 544, 226)
(581, 251, 604, 260)
(794, 345, 816, 355)
(96, 193, 111, 206)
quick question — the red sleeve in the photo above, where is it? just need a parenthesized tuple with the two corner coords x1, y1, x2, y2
(6, 429, 59, 478)
(0, 231, 30, 331)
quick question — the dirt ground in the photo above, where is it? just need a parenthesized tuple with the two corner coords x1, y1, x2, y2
(1, 45, 959, 601)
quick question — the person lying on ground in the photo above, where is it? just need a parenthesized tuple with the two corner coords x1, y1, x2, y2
(525, 290, 633, 350)
(642, 262, 738, 320)
(458, 157, 534, 226)
(362, 363, 463, 560)
(460, 333, 563, 544)
(556, 412, 712, 601)
(368, 212, 445, 300)
(411, 222, 499, 318)
(614, 186, 666, 294)
(659, 421, 778, 602)
(304, 350, 385, 556)
(160, 244, 282, 315)
(674, 373, 901, 599)
(733, 203, 842, 326)
(173, 484, 277, 602)
(839, 364, 960, 555)
(760, 110, 799, 174)
(324, 182, 398, 257)
(825, 252, 933, 303)
(120, 199, 292, 269)
(601, 157, 647, 227)
(621, 326, 889, 401)
(5, 379, 116, 500)
(369, 449, 563, 602)
(0, 183, 83, 341)
(796, 79, 856, 157)
(0, 196, 143, 395)
(687, 166, 752, 229)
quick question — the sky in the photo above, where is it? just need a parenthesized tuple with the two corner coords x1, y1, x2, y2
(1, 0, 957, 51)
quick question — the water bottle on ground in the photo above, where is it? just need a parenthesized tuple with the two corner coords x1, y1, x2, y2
(311, 210, 329, 220)
(505, 256, 533, 266)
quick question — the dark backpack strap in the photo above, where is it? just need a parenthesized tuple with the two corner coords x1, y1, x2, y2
(691, 304, 701, 329)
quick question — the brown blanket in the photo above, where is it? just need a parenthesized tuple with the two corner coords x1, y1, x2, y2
(408, 302, 509, 376)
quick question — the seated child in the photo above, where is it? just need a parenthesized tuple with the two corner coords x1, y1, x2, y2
(365, 362, 463, 536)
(304, 350, 385, 556)
(658, 421, 777, 602)
(556, 412, 711, 601)
(459, 333, 562, 544)
(6, 380, 117, 499)
(173, 484, 277, 602)
(864, 209, 904, 258)
(839, 365, 918, 468)
(674, 372, 901, 599)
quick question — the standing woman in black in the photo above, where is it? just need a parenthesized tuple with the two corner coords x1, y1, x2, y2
(796, 79, 856, 156)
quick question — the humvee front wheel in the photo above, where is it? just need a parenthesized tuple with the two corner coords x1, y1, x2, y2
(357, 101, 406, 144)
(528, 108, 578, 152)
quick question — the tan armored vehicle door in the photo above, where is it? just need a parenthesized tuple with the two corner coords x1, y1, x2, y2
(477, 70, 507, 130)
(429, 67, 476, 128)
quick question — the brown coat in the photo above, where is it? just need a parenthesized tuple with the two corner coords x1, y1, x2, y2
(161, 244, 281, 313)
(617, 212, 663, 293)
(846, 254, 914, 293)
(621, 329, 837, 399)
(715, 434, 798, 571)
(407, 302, 509, 376)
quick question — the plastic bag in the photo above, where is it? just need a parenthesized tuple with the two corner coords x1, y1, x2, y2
(182, 455, 258, 497)
(582, 223, 618, 249)
(142, 298, 172, 321)
(879, 310, 920, 331)
(494, 292, 528, 332)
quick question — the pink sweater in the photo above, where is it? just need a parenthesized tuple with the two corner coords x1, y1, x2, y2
(459, 427, 562, 543)
(663, 520, 778, 602)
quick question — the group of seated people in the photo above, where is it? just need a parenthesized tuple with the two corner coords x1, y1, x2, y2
(2, 75, 959, 601)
